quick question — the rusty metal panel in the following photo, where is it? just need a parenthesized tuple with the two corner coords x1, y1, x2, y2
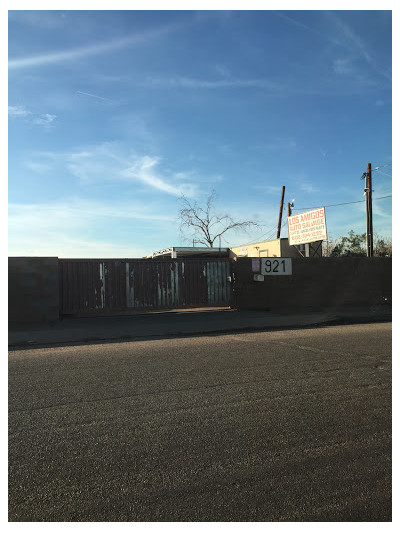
(59, 259, 105, 314)
(206, 261, 231, 306)
(125, 262, 135, 307)
(59, 258, 231, 316)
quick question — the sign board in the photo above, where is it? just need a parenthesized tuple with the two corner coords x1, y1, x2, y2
(237, 247, 248, 257)
(260, 258, 292, 275)
(287, 207, 327, 246)
(251, 258, 261, 272)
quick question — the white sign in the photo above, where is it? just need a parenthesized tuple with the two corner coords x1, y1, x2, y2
(237, 247, 248, 256)
(288, 207, 327, 246)
(260, 258, 292, 275)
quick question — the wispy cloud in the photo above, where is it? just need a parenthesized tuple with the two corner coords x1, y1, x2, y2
(9, 199, 173, 225)
(274, 11, 344, 48)
(8, 105, 30, 117)
(8, 21, 186, 71)
(8, 199, 175, 258)
(76, 90, 114, 102)
(25, 142, 199, 197)
(122, 155, 198, 197)
(276, 11, 391, 84)
(9, 10, 68, 30)
(33, 113, 57, 127)
(333, 58, 354, 76)
(23, 160, 53, 174)
(9, 105, 57, 128)
(141, 75, 281, 91)
(328, 12, 373, 64)
(327, 12, 391, 82)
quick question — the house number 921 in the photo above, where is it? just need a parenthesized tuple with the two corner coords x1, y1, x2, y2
(260, 258, 292, 275)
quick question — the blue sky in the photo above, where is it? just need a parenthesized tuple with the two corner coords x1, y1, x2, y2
(8, 7, 392, 258)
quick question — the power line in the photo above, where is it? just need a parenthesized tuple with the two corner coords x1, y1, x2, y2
(373, 163, 392, 170)
(292, 194, 392, 211)
(238, 221, 288, 247)
(242, 194, 392, 242)
(361, 164, 392, 179)
(232, 192, 391, 247)
(374, 169, 392, 178)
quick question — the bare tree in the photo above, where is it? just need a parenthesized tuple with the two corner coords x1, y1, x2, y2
(179, 190, 259, 247)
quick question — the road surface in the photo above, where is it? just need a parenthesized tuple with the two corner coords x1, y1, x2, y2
(9, 322, 391, 521)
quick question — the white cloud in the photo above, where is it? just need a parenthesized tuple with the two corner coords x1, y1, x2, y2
(142, 75, 281, 91)
(275, 11, 344, 48)
(8, 199, 175, 258)
(76, 91, 114, 102)
(8, 233, 149, 259)
(8, 11, 68, 30)
(33, 113, 57, 127)
(122, 156, 198, 197)
(333, 58, 354, 75)
(9, 199, 173, 228)
(8, 105, 57, 128)
(328, 12, 373, 65)
(8, 105, 30, 117)
(327, 12, 391, 82)
(23, 160, 53, 174)
(8, 21, 187, 71)
(30, 142, 199, 197)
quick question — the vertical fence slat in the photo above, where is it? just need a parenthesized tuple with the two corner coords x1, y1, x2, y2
(59, 258, 232, 315)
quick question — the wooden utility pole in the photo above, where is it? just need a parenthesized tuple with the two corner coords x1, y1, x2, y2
(365, 163, 373, 257)
(276, 186, 285, 238)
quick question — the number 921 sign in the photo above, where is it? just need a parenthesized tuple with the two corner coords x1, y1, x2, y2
(260, 258, 292, 275)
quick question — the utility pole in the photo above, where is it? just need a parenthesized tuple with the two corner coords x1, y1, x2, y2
(365, 163, 373, 257)
(276, 186, 285, 238)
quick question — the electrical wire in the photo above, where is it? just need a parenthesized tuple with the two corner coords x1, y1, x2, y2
(237, 221, 288, 247)
(373, 163, 392, 170)
(241, 193, 392, 242)
(232, 192, 392, 246)
(374, 169, 392, 178)
(361, 164, 392, 179)
(292, 194, 392, 211)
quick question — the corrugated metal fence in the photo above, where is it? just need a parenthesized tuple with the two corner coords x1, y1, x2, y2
(59, 258, 232, 316)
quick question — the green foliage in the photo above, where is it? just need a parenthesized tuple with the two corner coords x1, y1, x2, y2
(374, 236, 392, 257)
(328, 230, 392, 257)
(330, 230, 366, 257)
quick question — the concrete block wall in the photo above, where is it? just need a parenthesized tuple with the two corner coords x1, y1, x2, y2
(232, 257, 392, 310)
(8, 256, 392, 326)
(9, 257, 59, 328)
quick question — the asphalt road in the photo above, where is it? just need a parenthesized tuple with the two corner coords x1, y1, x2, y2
(9, 323, 392, 522)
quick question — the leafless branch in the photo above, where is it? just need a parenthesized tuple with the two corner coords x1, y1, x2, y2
(178, 191, 259, 247)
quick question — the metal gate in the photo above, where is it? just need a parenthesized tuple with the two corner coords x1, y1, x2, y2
(59, 258, 232, 316)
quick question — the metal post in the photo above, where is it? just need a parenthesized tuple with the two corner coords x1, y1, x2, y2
(365, 163, 373, 257)
(368, 163, 373, 257)
(276, 186, 285, 239)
